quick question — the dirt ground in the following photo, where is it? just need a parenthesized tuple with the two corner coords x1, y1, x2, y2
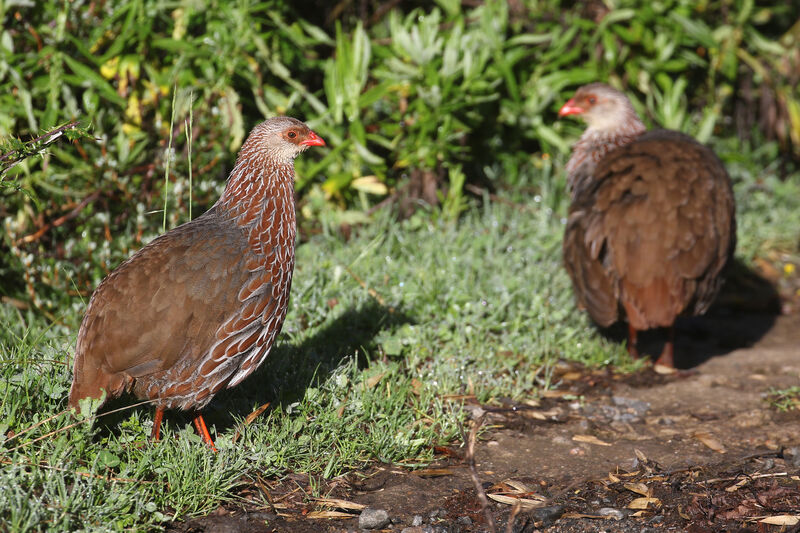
(171, 288, 800, 533)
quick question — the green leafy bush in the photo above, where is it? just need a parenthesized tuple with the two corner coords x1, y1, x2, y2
(1, 0, 798, 309)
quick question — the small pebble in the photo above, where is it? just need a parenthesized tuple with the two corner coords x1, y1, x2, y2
(359, 508, 391, 530)
(787, 446, 800, 468)
(456, 516, 472, 526)
(412, 515, 423, 526)
(428, 508, 446, 520)
(529, 505, 565, 526)
(462, 404, 485, 420)
(598, 507, 624, 521)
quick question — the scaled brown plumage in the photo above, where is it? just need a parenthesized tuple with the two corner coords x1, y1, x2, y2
(69, 117, 325, 450)
(559, 83, 736, 367)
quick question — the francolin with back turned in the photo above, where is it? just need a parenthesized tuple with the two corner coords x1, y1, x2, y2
(69, 117, 325, 451)
(559, 83, 736, 368)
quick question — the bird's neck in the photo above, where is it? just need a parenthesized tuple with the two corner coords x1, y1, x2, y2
(566, 118, 646, 199)
(216, 155, 297, 248)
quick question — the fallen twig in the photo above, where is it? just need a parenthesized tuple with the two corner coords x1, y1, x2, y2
(464, 413, 497, 533)
(16, 190, 102, 245)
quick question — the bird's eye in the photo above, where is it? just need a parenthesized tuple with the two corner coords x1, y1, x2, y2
(287, 131, 297, 139)
(588, 97, 597, 104)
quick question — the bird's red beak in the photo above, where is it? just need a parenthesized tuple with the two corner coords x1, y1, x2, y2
(301, 130, 326, 147)
(558, 99, 584, 117)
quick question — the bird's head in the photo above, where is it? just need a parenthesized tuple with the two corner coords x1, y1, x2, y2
(558, 83, 641, 132)
(244, 117, 326, 164)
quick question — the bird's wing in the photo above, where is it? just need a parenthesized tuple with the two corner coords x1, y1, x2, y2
(563, 200, 620, 327)
(590, 130, 735, 325)
(75, 214, 268, 380)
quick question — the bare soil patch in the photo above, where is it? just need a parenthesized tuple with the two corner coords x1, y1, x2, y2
(169, 310, 800, 533)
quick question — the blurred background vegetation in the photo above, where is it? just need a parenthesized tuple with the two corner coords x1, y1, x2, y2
(1, 0, 799, 313)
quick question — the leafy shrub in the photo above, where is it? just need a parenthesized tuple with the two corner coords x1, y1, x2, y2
(1, 0, 797, 310)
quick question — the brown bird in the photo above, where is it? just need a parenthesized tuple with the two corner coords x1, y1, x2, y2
(559, 83, 735, 368)
(69, 117, 325, 450)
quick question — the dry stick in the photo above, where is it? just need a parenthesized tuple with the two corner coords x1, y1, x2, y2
(255, 474, 279, 515)
(0, 296, 28, 310)
(696, 472, 788, 485)
(465, 414, 498, 533)
(3, 408, 73, 444)
(505, 501, 522, 533)
(0, 121, 80, 164)
(162, 86, 178, 232)
(16, 190, 101, 245)
(3, 399, 155, 454)
(185, 90, 194, 220)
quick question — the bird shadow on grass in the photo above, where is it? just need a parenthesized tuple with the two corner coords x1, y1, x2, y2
(595, 258, 780, 369)
(95, 300, 412, 440)
(102, 299, 414, 438)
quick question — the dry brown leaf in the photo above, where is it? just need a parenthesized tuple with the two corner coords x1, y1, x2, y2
(541, 390, 571, 398)
(365, 371, 386, 389)
(693, 431, 726, 453)
(561, 371, 582, 381)
(653, 364, 677, 375)
(725, 478, 750, 492)
(572, 434, 612, 446)
(306, 510, 357, 519)
(312, 497, 366, 511)
(759, 515, 800, 526)
(608, 473, 620, 483)
(522, 407, 564, 421)
(560, 512, 605, 519)
(634, 448, 648, 462)
(504, 479, 534, 493)
(623, 482, 651, 497)
(627, 497, 661, 510)
(244, 403, 271, 425)
(755, 257, 780, 280)
(521, 410, 547, 420)
(414, 468, 454, 478)
(487, 493, 547, 510)
(232, 402, 272, 442)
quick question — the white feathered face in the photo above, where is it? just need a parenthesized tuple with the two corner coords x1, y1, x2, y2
(559, 84, 639, 132)
(248, 117, 326, 163)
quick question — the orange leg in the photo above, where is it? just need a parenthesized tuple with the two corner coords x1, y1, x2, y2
(654, 326, 675, 368)
(627, 324, 640, 359)
(151, 407, 165, 441)
(192, 414, 218, 453)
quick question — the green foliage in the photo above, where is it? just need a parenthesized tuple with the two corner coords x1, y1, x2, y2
(765, 385, 800, 411)
(1, 0, 798, 309)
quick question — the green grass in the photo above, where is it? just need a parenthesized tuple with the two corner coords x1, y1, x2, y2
(765, 386, 800, 412)
(1, 144, 800, 530)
